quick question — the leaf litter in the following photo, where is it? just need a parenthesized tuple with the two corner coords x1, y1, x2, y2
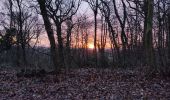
(0, 68, 170, 100)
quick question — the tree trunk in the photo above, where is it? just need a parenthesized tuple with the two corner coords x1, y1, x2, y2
(157, 0, 162, 49)
(143, 0, 154, 67)
(9, 0, 13, 28)
(16, 0, 27, 66)
(112, 0, 128, 48)
(107, 19, 121, 64)
(135, 0, 138, 47)
(94, 10, 98, 66)
(168, 12, 170, 59)
(66, 21, 73, 67)
(37, 0, 58, 71)
(56, 22, 64, 67)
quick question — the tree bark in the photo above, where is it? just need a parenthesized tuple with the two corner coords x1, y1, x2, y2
(112, 0, 128, 48)
(66, 19, 73, 67)
(143, 0, 154, 66)
(94, 11, 97, 66)
(168, 11, 170, 59)
(56, 22, 64, 67)
(37, 0, 58, 71)
(16, 0, 27, 66)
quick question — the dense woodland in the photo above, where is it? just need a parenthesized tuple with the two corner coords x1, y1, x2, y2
(0, 0, 170, 99)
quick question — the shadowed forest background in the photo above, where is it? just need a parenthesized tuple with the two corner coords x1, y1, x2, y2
(0, 0, 170, 99)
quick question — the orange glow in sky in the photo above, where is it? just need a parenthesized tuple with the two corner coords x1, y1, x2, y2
(88, 43, 94, 49)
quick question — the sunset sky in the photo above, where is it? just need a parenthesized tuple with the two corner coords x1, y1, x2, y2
(36, 1, 109, 49)
(0, 0, 120, 49)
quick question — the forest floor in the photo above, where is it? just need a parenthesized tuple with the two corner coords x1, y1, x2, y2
(0, 67, 170, 100)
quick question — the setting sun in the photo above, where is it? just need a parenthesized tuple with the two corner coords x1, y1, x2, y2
(88, 43, 94, 49)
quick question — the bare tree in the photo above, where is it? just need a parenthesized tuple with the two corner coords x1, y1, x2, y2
(37, 0, 58, 71)
(85, 0, 99, 66)
(16, 0, 28, 65)
(98, 15, 107, 67)
(45, 0, 81, 67)
(143, 0, 154, 67)
(112, 0, 128, 49)
(65, 17, 74, 67)
(99, 0, 121, 65)
(168, 4, 170, 60)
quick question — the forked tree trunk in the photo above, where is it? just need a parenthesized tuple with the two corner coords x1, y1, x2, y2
(37, 0, 58, 71)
